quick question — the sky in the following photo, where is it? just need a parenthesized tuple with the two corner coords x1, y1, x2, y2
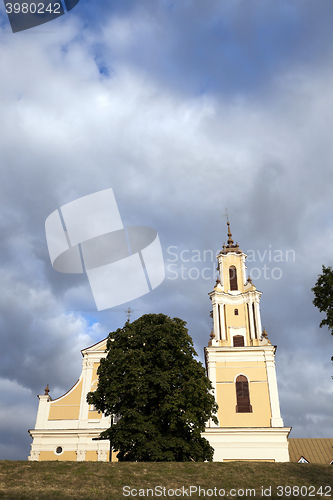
(0, 0, 333, 460)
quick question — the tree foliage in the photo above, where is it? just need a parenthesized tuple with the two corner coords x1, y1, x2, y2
(312, 265, 333, 335)
(87, 313, 218, 462)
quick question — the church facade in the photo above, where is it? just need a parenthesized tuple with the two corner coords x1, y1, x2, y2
(28, 338, 114, 462)
(28, 224, 290, 462)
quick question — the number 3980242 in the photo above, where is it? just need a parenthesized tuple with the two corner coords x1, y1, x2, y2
(5, 3, 61, 14)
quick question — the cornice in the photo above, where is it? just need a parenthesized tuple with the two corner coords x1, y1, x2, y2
(28, 428, 109, 437)
(209, 289, 263, 305)
(217, 251, 247, 259)
(202, 427, 291, 435)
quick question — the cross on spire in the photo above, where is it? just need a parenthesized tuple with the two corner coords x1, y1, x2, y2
(125, 307, 133, 322)
(221, 208, 231, 224)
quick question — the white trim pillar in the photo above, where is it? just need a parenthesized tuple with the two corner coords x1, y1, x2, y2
(35, 395, 51, 429)
(79, 357, 95, 425)
(219, 304, 226, 341)
(76, 449, 86, 462)
(218, 257, 224, 290)
(265, 349, 284, 427)
(254, 300, 262, 338)
(28, 450, 40, 461)
(97, 446, 109, 462)
(241, 254, 247, 286)
(248, 301, 255, 340)
(212, 301, 220, 340)
(206, 352, 219, 428)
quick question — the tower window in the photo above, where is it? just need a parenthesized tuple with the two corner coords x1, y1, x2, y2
(233, 335, 244, 347)
(235, 375, 252, 413)
(229, 266, 238, 290)
(234, 308, 238, 315)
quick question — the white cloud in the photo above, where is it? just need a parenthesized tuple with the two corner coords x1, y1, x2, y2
(0, 1, 333, 459)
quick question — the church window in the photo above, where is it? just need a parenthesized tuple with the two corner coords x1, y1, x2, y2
(233, 335, 244, 347)
(234, 308, 238, 315)
(55, 446, 63, 455)
(235, 375, 252, 413)
(229, 266, 238, 290)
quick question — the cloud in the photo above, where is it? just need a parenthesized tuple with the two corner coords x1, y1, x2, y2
(0, 0, 333, 459)
(278, 349, 333, 437)
(0, 379, 36, 460)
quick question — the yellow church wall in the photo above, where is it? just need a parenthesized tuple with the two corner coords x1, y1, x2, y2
(225, 303, 247, 329)
(85, 451, 98, 461)
(89, 364, 102, 419)
(39, 451, 77, 461)
(48, 405, 80, 420)
(95, 341, 107, 351)
(50, 379, 83, 407)
(88, 410, 102, 419)
(48, 379, 83, 420)
(92, 363, 100, 381)
(216, 381, 271, 427)
(90, 363, 100, 394)
(216, 361, 266, 369)
(215, 364, 267, 382)
(224, 307, 249, 346)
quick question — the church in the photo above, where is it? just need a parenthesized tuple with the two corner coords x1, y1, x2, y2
(28, 223, 291, 462)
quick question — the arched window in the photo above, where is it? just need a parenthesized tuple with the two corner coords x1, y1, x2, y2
(233, 335, 244, 347)
(235, 375, 252, 413)
(229, 266, 238, 290)
(234, 308, 239, 315)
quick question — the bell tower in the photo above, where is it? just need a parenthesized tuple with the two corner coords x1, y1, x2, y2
(203, 222, 291, 462)
(210, 222, 262, 349)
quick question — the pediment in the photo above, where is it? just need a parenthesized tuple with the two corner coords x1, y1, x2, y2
(81, 337, 108, 355)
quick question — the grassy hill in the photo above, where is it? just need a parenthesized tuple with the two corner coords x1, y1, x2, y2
(0, 461, 331, 500)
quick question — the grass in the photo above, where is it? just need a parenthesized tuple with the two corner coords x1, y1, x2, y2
(0, 461, 331, 499)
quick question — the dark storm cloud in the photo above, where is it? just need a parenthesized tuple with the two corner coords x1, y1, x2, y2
(0, 0, 332, 460)
(80, 0, 333, 97)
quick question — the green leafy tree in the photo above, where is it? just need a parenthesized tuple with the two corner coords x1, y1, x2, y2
(87, 313, 218, 462)
(312, 265, 333, 335)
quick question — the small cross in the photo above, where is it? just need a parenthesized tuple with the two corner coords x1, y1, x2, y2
(221, 208, 232, 223)
(125, 307, 133, 322)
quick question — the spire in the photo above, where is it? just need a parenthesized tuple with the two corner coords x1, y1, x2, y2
(227, 222, 234, 247)
(220, 220, 241, 254)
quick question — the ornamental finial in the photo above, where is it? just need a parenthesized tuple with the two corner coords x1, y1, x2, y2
(227, 221, 234, 247)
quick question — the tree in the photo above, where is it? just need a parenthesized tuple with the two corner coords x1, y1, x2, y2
(312, 265, 333, 335)
(87, 313, 218, 462)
